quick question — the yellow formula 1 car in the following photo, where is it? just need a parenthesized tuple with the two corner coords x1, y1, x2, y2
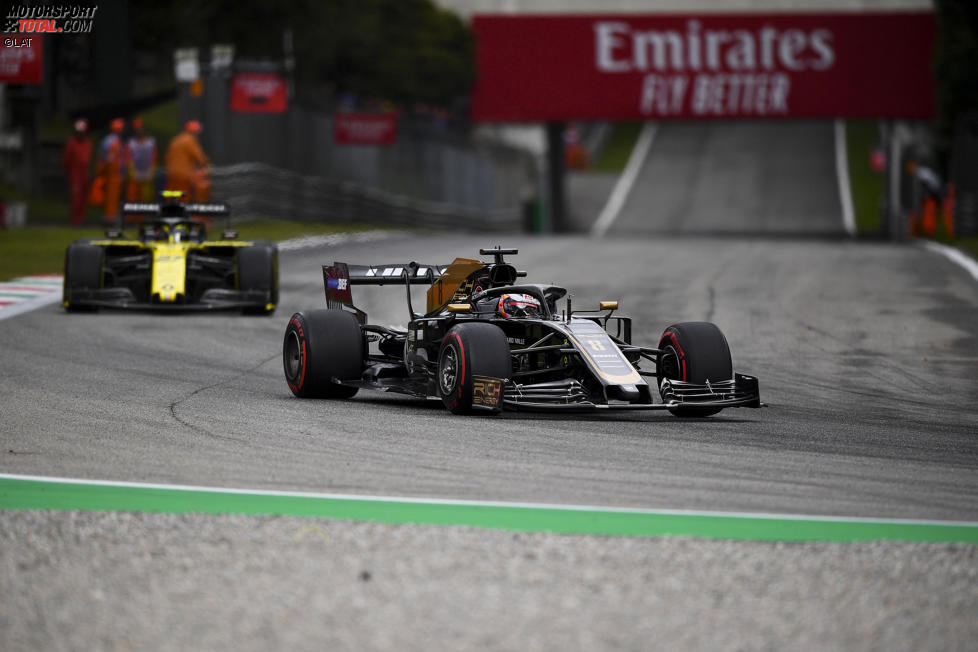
(63, 193, 278, 314)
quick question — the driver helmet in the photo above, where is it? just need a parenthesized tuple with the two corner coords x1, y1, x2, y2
(496, 293, 542, 318)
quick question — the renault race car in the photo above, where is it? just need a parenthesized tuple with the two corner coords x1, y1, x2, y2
(283, 247, 761, 416)
(62, 193, 278, 313)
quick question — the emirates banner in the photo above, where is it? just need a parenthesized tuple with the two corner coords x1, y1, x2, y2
(471, 12, 936, 121)
(0, 36, 43, 85)
(230, 73, 288, 113)
(333, 113, 398, 145)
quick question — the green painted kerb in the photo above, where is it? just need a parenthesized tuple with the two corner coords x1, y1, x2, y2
(2, 478, 976, 544)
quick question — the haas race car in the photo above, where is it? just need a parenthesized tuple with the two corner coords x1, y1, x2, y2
(62, 192, 278, 313)
(283, 247, 761, 417)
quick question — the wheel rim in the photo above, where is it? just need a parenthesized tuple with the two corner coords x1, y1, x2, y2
(284, 331, 303, 381)
(439, 345, 459, 395)
(659, 345, 681, 381)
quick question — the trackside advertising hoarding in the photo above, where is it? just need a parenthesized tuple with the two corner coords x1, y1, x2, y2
(230, 73, 288, 113)
(333, 113, 398, 145)
(470, 12, 936, 121)
(0, 36, 43, 84)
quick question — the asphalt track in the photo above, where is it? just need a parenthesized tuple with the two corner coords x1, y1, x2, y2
(3, 121, 978, 648)
(2, 234, 976, 521)
(610, 121, 845, 235)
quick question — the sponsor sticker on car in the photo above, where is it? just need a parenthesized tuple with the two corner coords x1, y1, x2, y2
(472, 375, 503, 408)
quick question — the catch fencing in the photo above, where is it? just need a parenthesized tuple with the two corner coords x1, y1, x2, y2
(210, 162, 523, 231)
(188, 74, 535, 231)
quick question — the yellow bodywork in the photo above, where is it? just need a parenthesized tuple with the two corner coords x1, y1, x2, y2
(151, 243, 188, 303)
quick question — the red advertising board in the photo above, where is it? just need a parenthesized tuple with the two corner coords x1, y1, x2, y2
(0, 37, 43, 85)
(230, 73, 288, 113)
(333, 113, 398, 145)
(471, 12, 936, 121)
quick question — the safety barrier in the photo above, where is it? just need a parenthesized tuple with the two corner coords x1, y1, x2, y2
(210, 162, 523, 231)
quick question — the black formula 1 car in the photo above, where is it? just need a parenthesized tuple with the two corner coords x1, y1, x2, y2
(283, 247, 761, 416)
(62, 192, 278, 313)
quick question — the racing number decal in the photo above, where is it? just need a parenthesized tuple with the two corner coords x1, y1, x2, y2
(587, 339, 607, 352)
(472, 376, 502, 408)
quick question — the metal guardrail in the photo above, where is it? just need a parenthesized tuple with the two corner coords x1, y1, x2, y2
(211, 162, 523, 231)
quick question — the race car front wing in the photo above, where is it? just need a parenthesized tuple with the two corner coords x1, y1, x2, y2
(65, 287, 271, 311)
(502, 373, 762, 411)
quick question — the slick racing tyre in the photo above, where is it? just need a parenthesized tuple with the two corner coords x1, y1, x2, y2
(283, 309, 363, 398)
(657, 321, 733, 418)
(63, 242, 103, 312)
(238, 241, 278, 315)
(437, 323, 511, 415)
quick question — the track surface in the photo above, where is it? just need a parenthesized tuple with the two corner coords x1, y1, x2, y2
(5, 117, 977, 648)
(611, 121, 845, 235)
(2, 234, 976, 521)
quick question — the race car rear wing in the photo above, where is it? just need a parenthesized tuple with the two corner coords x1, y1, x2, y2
(323, 262, 450, 323)
(324, 263, 448, 287)
(122, 202, 230, 216)
(322, 254, 524, 320)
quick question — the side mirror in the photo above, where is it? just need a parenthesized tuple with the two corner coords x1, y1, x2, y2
(446, 303, 471, 313)
(599, 301, 619, 311)
(222, 230, 238, 239)
(105, 228, 123, 239)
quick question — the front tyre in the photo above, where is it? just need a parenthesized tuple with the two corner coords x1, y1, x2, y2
(283, 309, 363, 398)
(63, 242, 103, 312)
(657, 321, 733, 418)
(438, 323, 511, 415)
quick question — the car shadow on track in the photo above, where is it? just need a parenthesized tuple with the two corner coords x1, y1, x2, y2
(345, 391, 763, 425)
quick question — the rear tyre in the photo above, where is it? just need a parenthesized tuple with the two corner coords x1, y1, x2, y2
(657, 321, 732, 418)
(63, 242, 103, 312)
(238, 241, 278, 315)
(437, 322, 511, 415)
(283, 309, 363, 398)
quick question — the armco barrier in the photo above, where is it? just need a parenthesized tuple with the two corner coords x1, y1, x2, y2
(210, 162, 523, 231)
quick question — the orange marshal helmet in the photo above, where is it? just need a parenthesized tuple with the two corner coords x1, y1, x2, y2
(110, 118, 125, 133)
(184, 120, 202, 134)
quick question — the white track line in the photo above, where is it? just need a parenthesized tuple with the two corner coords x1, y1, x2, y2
(591, 122, 658, 238)
(2, 472, 975, 527)
(834, 119, 857, 237)
(921, 240, 978, 282)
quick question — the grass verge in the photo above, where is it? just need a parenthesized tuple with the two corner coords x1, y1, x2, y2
(0, 220, 382, 282)
(1, 182, 99, 225)
(140, 98, 180, 145)
(845, 120, 886, 234)
(845, 121, 978, 265)
(592, 123, 642, 172)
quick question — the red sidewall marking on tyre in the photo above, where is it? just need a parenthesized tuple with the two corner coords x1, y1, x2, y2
(288, 317, 307, 392)
(661, 331, 687, 381)
(451, 332, 466, 399)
